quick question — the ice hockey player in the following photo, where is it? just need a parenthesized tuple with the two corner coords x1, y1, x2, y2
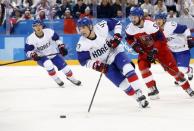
(125, 7, 194, 99)
(154, 12, 193, 85)
(76, 17, 149, 108)
(25, 20, 81, 87)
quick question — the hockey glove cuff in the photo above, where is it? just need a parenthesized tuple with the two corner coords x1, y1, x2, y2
(107, 33, 122, 49)
(187, 36, 194, 49)
(58, 44, 68, 56)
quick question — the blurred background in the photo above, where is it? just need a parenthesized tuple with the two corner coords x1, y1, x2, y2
(0, 0, 194, 63)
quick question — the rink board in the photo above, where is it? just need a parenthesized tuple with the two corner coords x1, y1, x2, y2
(0, 35, 194, 65)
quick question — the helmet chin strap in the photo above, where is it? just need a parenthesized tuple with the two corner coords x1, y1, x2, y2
(162, 20, 166, 27)
(87, 25, 93, 39)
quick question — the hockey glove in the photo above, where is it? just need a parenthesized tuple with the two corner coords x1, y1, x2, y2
(107, 33, 122, 49)
(30, 52, 41, 61)
(187, 36, 194, 49)
(132, 42, 144, 54)
(147, 48, 158, 63)
(58, 44, 68, 56)
(92, 61, 108, 73)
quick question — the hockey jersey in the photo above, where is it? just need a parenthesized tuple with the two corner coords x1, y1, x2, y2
(125, 20, 167, 53)
(163, 21, 190, 52)
(76, 19, 124, 68)
(25, 28, 62, 58)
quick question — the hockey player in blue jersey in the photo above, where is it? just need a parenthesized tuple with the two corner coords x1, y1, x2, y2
(25, 20, 81, 87)
(155, 12, 193, 85)
(76, 17, 149, 108)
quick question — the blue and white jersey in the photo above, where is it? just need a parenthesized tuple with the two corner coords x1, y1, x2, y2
(163, 21, 191, 52)
(25, 28, 63, 59)
(76, 19, 124, 68)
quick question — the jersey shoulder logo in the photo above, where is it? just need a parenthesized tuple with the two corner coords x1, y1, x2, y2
(98, 20, 106, 28)
(153, 23, 159, 29)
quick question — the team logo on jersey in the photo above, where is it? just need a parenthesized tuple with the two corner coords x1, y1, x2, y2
(92, 44, 109, 58)
(139, 34, 154, 47)
(153, 23, 159, 29)
(37, 42, 51, 51)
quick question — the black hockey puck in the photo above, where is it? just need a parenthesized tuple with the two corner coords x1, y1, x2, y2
(60, 115, 66, 118)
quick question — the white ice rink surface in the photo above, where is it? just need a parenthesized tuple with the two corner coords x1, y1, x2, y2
(0, 65, 194, 131)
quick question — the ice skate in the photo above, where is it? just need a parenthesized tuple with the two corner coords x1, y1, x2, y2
(54, 77, 64, 87)
(148, 86, 160, 100)
(67, 77, 81, 86)
(135, 89, 149, 108)
(188, 67, 193, 81)
(185, 88, 194, 97)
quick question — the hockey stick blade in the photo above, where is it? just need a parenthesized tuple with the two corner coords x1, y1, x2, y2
(0, 53, 60, 66)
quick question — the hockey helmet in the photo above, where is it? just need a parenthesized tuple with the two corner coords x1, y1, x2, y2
(77, 17, 93, 28)
(130, 7, 144, 17)
(155, 12, 167, 20)
(32, 19, 43, 27)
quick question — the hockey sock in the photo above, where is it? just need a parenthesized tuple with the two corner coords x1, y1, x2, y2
(175, 73, 190, 90)
(141, 69, 156, 88)
(61, 66, 73, 78)
(124, 86, 135, 96)
(127, 74, 143, 91)
(48, 68, 59, 80)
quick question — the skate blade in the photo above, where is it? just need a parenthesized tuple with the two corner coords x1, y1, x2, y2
(149, 94, 160, 100)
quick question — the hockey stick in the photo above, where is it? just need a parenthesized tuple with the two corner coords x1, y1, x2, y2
(155, 59, 180, 76)
(0, 53, 60, 66)
(88, 51, 112, 113)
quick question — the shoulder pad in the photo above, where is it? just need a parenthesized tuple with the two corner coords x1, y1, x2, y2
(76, 36, 91, 52)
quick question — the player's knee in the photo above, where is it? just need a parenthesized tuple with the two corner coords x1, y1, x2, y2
(119, 78, 131, 91)
(43, 60, 55, 71)
(122, 63, 135, 76)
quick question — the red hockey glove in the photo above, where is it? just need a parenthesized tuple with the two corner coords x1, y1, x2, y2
(92, 61, 109, 73)
(147, 48, 158, 63)
(58, 44, 68, 56)
(30, 52, 41, 61)
(107, 33, 122, 48)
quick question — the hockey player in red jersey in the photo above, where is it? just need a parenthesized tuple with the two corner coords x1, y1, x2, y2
(125, 7, 194, 99)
